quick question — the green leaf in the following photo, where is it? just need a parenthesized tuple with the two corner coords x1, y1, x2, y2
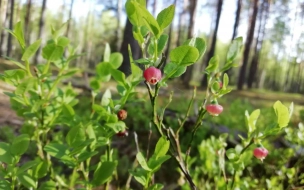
(245, 109, 260, 134)
(136, 152, 151, 171)
(148, 155, 171, 171)
(223, 73, 229, 89)
(90, 79, 101, 91)
(62, 104, 75, 116)
(211, 81, 220, 94)
(42, 43, 64, 62)
(17, 173, 36, 189)
(93, 161, 117, 186)
(183, 37, 206, 60)
(110, 52, 123, 69)
(7, 22, 26, 50)
(2, 56, 25, 70)
(134, 58, 152, 65)
(131, 62, 143, 80)
(101, 89, 111, 106)
(170, 45, 199, 66)
(129, 169, 147, 186)
(104, 43, 111, 62)
(133, 26, 145, 44)
(17, 161, 39, 175)
(154, 136, 170, 159)
(21, 39, 41, 61)
(44, 143, 74, 164)
(0, 180, 10, 189)
(57, 36, 70, 47)
(15, 77, 36, 95)
(66, 126, 86, 147)
(38, 181, 56, 190)
(78, 151, 98, 162)
(273, 101, 290, 128)
(33, 160, 48, 179)
(205, 55, 219, 73)
(106, 121, 126, 133)
(227, 37, 243, 63)
(125, 1, 160, 37)
(148, 35, 168, 56)
(164, 63, 186, 79)
(0, 142, 13, 164)
(111, 69, 126, 87)
(226, 148, 238, 161)
(157, 5, 175, 30)
(10, 134, 30, 156)
(96, 62, 111, 82)
(92, 104, 106, 114)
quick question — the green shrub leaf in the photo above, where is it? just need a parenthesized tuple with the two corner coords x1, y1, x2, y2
(273, 101, 290, 128)
(156, 4, 175, 30)
(0, 142, 13, 164)
(170, 45, 199, 66)
(10, 134, 30, 156)
(136, 152, 151, 171)
(21, 39, 41, 61)
(154, 136, 170, 159)
(93, 161, 117, 186)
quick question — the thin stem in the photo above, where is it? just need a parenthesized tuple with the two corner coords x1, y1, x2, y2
(159, 91, 173, 127)
(177, 87, 196, 135)
(25, 60, 32, 77)
(153, 38, 158, 62)
(230, 138, 254, 189)
(43, 60, 51, 74)
(104, 144, 111, 190)
(185, 109, 207, 171)
(146, 123, 152, 159)
(69, 167, 77, 188)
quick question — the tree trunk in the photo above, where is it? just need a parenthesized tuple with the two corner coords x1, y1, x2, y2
(201, 0, 223, 87)
(33, 0, 47, 64)
(231, 0, 242, 40)
(247, 0, 269, 88)
(6, 0, 14, 57)
(0, 0, 8, 56)
(176, 0, 188, 47)
(119, 19, 141, 75)
(115, 0, 122, 51)
(24, 0, 32, 45)
(65, 0, 74, 38)
(152, 0, 157, 16)
(237, 0, 259, 90)
(284, 0, 300, 91)
(181, 0, 198, 87)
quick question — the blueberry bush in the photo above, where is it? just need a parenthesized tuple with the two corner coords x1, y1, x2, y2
(0, 0, 297, 189)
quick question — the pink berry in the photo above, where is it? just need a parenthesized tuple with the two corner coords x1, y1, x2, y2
(143, 67, 162, 85)
(253, 147, 268, 161)
(116, 130, 128, 137)
(206, 104, 223, 116)
(117, 109, 127, 120)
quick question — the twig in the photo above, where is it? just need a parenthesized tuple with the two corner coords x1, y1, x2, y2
(146, 123, 152, 159)
(177, 87, 196, 135)
(230, 138, 254, 189)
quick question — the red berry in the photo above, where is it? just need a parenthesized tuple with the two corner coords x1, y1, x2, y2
(253, 147, 268, 161)
(117, 110, 127, 120)
(206, 104, 223, 116)
(143, 67, 162, 85)
(116, 130, 128, 137)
